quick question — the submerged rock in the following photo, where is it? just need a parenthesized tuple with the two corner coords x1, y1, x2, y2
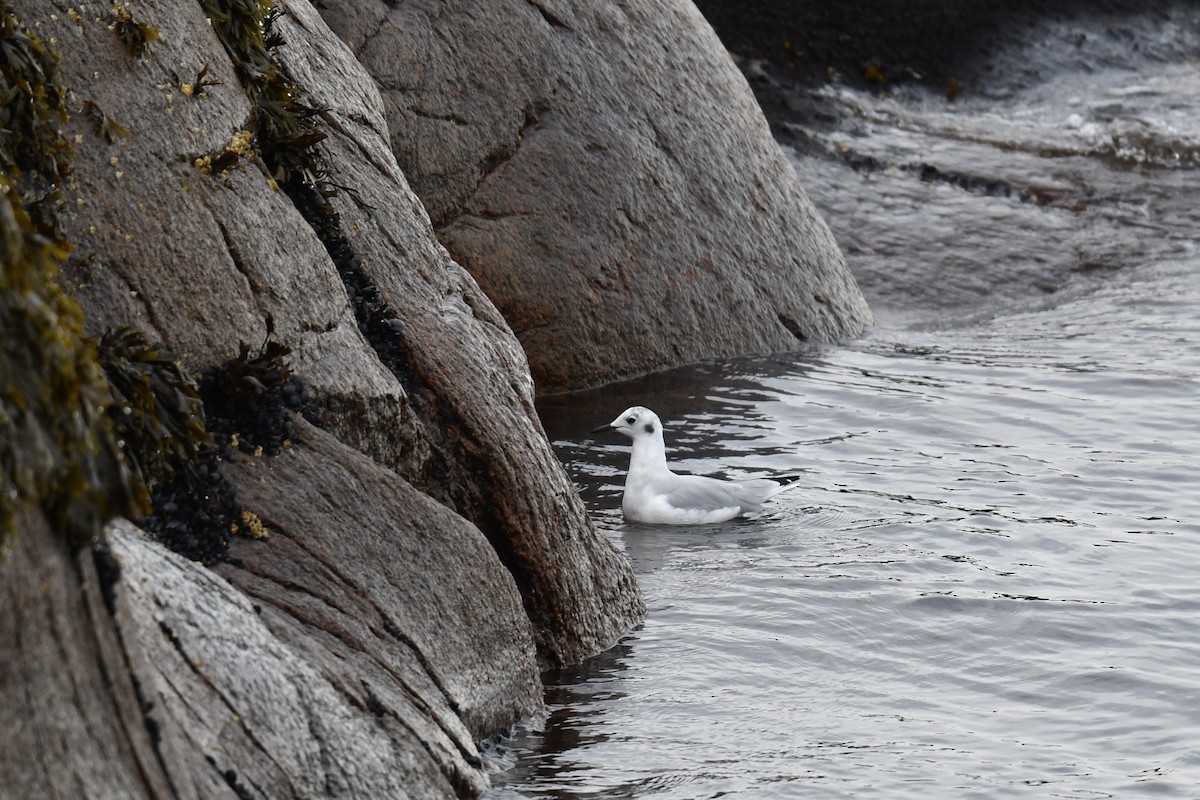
(318, 0, 873, 393)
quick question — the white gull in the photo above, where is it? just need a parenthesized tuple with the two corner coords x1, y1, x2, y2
(592, 405, 799, 524)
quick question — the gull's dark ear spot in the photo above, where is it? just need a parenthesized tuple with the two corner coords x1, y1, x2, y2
(644, 422, 655, 434)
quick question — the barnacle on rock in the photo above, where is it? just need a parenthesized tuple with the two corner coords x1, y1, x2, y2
(239, 510, 269, 539)
(192, 129, 259, 177)
(228, 128, 254, 157)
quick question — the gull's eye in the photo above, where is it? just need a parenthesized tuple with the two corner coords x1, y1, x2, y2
(626, 416, 636, 424)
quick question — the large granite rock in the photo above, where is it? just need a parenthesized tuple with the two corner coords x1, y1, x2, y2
(36, 0, 640, 668)
(112, 422, 540, 799)
(1, 484, 532, 799)
(3, 1, 643, 798)
(0, 508, 175, 799)
(271, 0, 643, 664)
(317, 0, 872, 393)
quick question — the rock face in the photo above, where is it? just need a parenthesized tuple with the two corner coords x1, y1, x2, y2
(115, 422, 541, 799)
(317, 0, 872, 393)
(3, 0, 642, 797)
(269, 0, 643, 663)
(0, 508, 171, 799)
(39, 0, 641, 669)
(1, 494, 532, 799)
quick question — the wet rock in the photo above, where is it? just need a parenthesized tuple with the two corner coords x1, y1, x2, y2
(3, 1, 643, 797)
(272, 0, 644, 665)
(0, 507, 174, 798)
(317, 0, 873, 393)
(108, 419, 541, 798)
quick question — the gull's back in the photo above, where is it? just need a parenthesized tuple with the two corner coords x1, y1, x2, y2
(624, 470, 784, 525)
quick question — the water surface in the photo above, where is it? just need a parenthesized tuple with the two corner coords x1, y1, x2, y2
(486, 14, 1200, 798)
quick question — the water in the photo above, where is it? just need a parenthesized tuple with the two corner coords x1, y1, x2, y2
(485, 14, 1200, 799)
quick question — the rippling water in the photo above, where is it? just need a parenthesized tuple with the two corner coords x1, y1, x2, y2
(486, 14, 1200, 799)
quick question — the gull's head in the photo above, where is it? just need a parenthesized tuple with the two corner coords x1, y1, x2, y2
(592, 405, 663, 441)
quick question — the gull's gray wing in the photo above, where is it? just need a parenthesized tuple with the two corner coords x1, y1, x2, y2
(658, 473, 776, 513)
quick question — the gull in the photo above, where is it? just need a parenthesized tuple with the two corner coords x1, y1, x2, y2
(592, 406, 799, 524)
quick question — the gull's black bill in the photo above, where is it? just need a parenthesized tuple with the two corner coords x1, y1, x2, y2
(591, 423, 614, 433)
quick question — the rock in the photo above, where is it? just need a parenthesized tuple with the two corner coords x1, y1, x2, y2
(109, 418, 542, 798)
(3, 1, 645, 797)
(2, 422, 544, 799)
(0, 507, 174, 798)
(271, 0, 644, 665)
(317, 0, 873, 393)
(217, 421, 542, 746)
(112, 515, 462, 799)
(25, 0, 641, 667)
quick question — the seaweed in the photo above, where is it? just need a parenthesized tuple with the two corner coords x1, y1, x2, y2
(180, 63, 222, 99)
(85, 100, 129, 144)
(96, 326, 246, 565)
(0, 8, 73, 238)
(198, 0, 332, 208)
(95, 327, 209, 510)
(1, 184, 137, 546)
(199, 328, 321, 456)
(94, 327, 325, 564)
(202, 0, 413, 394)
(1, 7, 136, 548)
(110, 2, 160, 60)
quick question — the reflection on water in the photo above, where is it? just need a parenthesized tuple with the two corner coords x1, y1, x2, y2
(490, 13, 1200, 799)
